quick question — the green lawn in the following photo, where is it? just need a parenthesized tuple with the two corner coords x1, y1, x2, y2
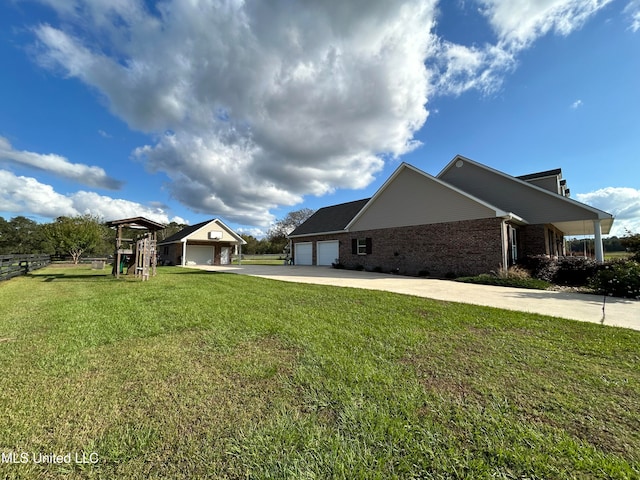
(233, 254, 286, 266)
(0, 266, 638, 479)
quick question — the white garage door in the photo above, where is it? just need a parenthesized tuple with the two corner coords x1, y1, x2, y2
(186, 245, 214, 265)
(317, 240, 339, 266)
(294, 242, 313, 265)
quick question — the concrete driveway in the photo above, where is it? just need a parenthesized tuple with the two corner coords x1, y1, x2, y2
(192, 264, 640, 331)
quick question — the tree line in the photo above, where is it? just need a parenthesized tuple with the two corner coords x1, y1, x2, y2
(0, 209, 315, 261)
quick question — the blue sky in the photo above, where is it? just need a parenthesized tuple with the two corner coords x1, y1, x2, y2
(1, 0, 639, 238)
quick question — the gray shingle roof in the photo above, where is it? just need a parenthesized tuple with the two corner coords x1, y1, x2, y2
(158, 219, 213, 244)
(289, 199, 370, 236)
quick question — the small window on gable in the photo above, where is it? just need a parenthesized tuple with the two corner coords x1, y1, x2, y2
(352, 238, 372, 255)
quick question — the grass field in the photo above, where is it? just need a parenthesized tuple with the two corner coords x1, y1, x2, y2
(0, 266, 638, 479)
(605, 251, 633, 260)
(232, 254, 286, 266)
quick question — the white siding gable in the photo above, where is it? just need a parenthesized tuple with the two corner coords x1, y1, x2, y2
(189, 220, 241, 242)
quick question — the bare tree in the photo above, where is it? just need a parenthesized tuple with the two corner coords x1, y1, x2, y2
(267, 208, 315, 253)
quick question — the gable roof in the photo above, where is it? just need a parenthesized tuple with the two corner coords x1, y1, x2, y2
(437, 155, 614, 235)
(159, 218, 246, 245)
(345, 163, 520, 231)
(289, 199, 370, 237)
(516, 168, 562, 182)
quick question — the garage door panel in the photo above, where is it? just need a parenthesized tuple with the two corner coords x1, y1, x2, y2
(317, 240, 339, 266)
(186, 245, 214, 265)
(294, 242, 312, 265)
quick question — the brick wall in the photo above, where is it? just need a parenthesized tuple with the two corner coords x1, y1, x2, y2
(291, 217, 505, 276)
(519, 224, 544, 258)
(159, 243, 181, 266)
(518, 224, 566, 258)
(290, 234, 348, 266)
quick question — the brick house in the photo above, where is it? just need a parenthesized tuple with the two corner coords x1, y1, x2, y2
(288, 156, 614, 276)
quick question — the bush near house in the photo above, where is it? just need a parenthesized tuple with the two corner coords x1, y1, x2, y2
(456, 266, 552, 290)
(519, 255, 640, 299)
(518, 255, 559, 283)
(589, 259, 640, 299)
(553, 256, 600, 286)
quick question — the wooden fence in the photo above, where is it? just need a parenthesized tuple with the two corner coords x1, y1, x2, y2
(0, 254, 51, 281)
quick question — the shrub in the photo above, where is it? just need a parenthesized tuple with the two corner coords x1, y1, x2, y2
(520, 256, 600, 286)
(590, 259, 640, 299)
(497, 265, 531, 280)
(455, 273, 551, 290)
(554, 257, 599, 286)
(520, 255, 558, 283)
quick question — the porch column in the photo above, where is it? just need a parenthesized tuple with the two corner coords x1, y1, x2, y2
(182, 239, 187, 266)
(594, 219, 604, 263)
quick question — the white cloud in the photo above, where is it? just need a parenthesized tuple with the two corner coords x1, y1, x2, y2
(429, 41, 515, 95)
(26, 0, 615, 226)
(624, 0, 640, 31)
(577, 187, 640, 235)
(0, 169, 184, 225)
(570, 99, 583, 109)
(0, 136, 122, 189)
(0, 169, 77, 218)
(30, 0, 435, 226)
(236, 227, 267, 239)
(478, 0, 614, 50)
(98, 129, 112, 138)
(432, 0, 614, 94)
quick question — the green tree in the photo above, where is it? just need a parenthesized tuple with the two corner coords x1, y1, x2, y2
(45, 215, 108, 263)
(621, 230, 640, 261)
(267, 208, 315, 254)
(0, 216, 53, 254)
(239, 234, 260, 255)
(0, 216, 10, 254)
(158, 222, 187, 241)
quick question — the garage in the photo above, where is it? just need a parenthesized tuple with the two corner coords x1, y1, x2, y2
(317, 240, 339, 266)
(186, 245, 214, 265)
(294, 242, 313, 265)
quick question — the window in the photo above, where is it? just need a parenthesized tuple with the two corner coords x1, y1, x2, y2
(352, 238, 372, 255)
(357, 238, 367, 255)
(508, 226, 518, 265)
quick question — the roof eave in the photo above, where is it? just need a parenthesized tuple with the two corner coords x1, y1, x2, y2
(288, 229, 346, 239)
(438, 155, 615, 220)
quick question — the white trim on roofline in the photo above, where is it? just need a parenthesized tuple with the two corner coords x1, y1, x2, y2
(288, 230, 347, 239)
(161, 218, 246, 245)
(438, 155, 614, 221)
(210, 218, 247, 244)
